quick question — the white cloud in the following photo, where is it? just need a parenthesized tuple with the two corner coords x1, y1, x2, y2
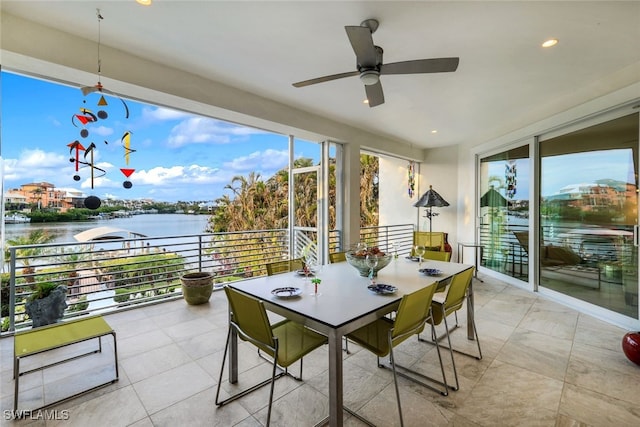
(166, 117, 266, 148)
(141, 106, 192, 122)
(132, 164, 229, 186)
(89, 125, 114, 137)
(223, 149, 289, 172)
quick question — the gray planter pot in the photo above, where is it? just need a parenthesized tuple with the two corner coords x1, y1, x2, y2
(25, 285, 68, 328)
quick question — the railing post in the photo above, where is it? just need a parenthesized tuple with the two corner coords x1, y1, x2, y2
(9, 248, 16, 332)
(198, 235, 203, 271)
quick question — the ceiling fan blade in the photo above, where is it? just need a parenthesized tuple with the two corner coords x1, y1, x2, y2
(345, 25, 377, 67)
(292, 71, 359, 88)
(365, 81, 384, 107)
(380, 57, 459, 75)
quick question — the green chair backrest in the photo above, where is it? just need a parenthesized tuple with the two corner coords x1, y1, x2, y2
(413, 231, 445, 253)
(224, 286, 275, 355)
(423, 250, 451, 262)
(329, 252, 346, 263)
(443, 267, 474, 314)
(266, 259, 303, 276)
(392, 284, 438, 346)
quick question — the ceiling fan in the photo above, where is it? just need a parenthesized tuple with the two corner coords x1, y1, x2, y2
(292, 19, 459, 107)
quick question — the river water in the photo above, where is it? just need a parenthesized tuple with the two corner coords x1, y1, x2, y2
(2, 214, 211, 244)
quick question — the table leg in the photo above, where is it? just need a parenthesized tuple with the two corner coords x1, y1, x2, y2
(328, 329, 344, 427)
(467, 280, 475, 340)
(474, 246, 484, 283)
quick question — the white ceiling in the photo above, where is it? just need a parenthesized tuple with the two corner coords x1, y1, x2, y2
(2, 1, 639, 149)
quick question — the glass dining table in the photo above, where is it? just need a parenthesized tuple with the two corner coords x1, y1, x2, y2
(228, 257, 474, 426)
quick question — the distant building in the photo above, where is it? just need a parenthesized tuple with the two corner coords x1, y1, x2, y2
(6, 182, 83, 212)
(544, 183, 625, 211)
(3, 190, 28, 210)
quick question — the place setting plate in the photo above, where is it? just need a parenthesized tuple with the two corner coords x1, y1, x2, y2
(367, 283, 398, 295)
(419, 268, 443, 277)
(295, 269, 315, 277)
(271, 287, 302, 298)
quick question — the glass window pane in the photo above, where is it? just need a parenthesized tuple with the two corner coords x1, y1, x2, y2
(539, 113, 639, 317)
(479, 146, 530, 280)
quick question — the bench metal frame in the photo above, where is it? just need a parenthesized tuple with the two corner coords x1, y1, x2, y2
(13, 316, 119, 412)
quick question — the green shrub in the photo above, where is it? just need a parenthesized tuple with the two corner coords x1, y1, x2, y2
(114, 288, 132, 303)
(68, 296, 89, 312)
(28, 282, 60, 301)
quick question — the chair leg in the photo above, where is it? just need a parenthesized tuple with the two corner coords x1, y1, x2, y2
(441, 313, 460, 391)
(216, 328, 285, 410)
(388, 345, 404, 427)
(266, 350, 279, 427)
(420, 305, 482, 362)
(470, 303, 483, 360)
(215, 329, 232, 406)
(380, 328, 450, 396)
(344, 337, 350, 354)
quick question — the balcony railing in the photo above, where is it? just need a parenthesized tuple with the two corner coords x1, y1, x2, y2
(2, 224, 414, 334)
(478, 221, 634, 280)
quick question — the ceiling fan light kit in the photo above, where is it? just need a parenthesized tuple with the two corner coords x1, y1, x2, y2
(292, 18, 459, 107)
(359, 70, 380, 86)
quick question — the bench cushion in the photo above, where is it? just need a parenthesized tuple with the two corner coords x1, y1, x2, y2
(15, 316, 113, 357)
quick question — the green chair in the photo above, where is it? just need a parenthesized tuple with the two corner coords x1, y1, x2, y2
(265, 259, 303, 276)
(329, 251, 346, 263)
(422, 267, 482, 391)
(215, 286, 327, 425)
(423, 250, 451, 262)
(347, 285, 449, 426)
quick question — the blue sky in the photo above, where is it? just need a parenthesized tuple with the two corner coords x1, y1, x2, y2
(485, 149, 635, 200)
(1, 71, 319, 203)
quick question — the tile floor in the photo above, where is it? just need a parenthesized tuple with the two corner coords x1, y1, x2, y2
(1, 274, 640, 426)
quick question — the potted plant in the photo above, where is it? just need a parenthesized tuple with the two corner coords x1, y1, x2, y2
(24, 282, 68, 327)
(180, 271, 214, 305)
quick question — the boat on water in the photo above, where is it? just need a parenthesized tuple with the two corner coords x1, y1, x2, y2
(4, 213, 31, 224)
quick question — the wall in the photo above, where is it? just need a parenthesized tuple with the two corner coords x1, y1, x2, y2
(378, 156, 416, 227)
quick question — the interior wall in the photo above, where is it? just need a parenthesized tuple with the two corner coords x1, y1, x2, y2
(419, 146, 459, 251)
(378, 156, 415, 227)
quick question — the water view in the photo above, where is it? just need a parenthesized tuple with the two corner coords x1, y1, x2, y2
(2, 214, 211, 244)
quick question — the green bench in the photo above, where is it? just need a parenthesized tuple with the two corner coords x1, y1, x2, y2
(13, 315, 119, 411)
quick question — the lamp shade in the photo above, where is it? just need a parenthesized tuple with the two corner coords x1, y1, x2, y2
(480, 187, 508, 208)
(413, 185, 450, 208)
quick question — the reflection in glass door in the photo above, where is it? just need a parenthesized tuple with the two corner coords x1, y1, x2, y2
(479, 146, 530, 280)
(539, 113, 639, 318)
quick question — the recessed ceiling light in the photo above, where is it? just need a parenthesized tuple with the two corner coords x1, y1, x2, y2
(136, 0, 152, 6)
(542, 38, 558, 48)
(431, 130, 438, 134)
(363, 99, 369, 104)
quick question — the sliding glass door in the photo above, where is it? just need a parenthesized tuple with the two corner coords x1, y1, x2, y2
(539, 113, 639, 317)
(479, 146, 530, 279)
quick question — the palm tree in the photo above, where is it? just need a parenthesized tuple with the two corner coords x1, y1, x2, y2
(30, 187, 45, 210)
(56, 247, 91, 289)
(209, 154, 379, 232)
(5, 229, 55, 286)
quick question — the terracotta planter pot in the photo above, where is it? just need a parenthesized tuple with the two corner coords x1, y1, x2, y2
(622, 332, 640, 366)
(180, 272, 214, 305)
